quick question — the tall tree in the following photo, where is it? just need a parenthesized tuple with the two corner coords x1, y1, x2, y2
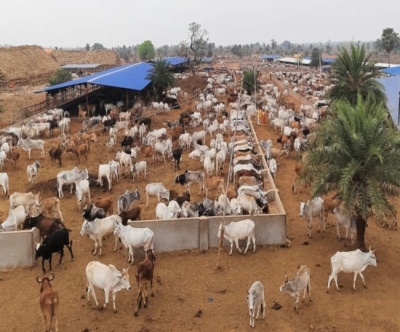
(187, 22, 209, 73)
(271, 39, 277, 52)
(91, 43, 105, 50)
(242, 69, 261, 95)
(327, 43, 386, 106)
(146, 59, 176, 99)
(376, 28, 400, 67)
(301, 95, 400, 250)
(310, 48, 321, 69)
(138, 40, 155, 61)
(85, 43, 90, 51)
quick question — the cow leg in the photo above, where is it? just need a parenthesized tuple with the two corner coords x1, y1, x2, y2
(294, 294, 299, 310)
(307, 219, 312, 237)
(358, 271, 367, 288)
(42, 258, 47, 273)
(111, 291, 118, 313)
(48, 254, 53, 272)
(103, 288, 110, 310)
(93, 240, 98, 255)
(98, 237, 103, 255)
(67, 242, 74, 260)
(53, 303, 59, 332)
(244, 236, 251, 254)
(58, 248, 64, 264)
(352, 272, 359, 291)
(235, 239, 242, 254)
(113, 234, 118, 252)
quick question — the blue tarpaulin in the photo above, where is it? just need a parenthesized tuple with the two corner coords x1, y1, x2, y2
(37, 57, 187, 93)
(382, 66, 400, 77)
(378, 76, 400, 128)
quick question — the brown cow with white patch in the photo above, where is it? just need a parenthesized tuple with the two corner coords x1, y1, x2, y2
(36, 273, 59, 332)
(39, 197, 64, 222)
(205, 176, 225, 198)
(134, 250, 156, 317)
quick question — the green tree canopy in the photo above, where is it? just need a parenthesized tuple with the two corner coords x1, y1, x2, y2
(301, 95, 400, 249)
(376, 28, 400, 67)
(138, 40, 155, 61)
(91, 43, 105, 50)
(48, 69, 72, 86)
(310, 48, 321, 69)
(327, 43, 386, 106)
(146, 59, 176, 99)
(243, 69, 261, 95)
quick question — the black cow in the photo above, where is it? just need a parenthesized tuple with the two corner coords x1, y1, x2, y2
(82, 203, 106, 221)
(35, 228, 74, 273)
(302, 126, 310, 137)
(172, 147, 182, 171)
(171, 101, 180, 109)
(103, 118, 116, 130)
(176, 192, 190, 206)
(49, 148, 62, 167)
(121, 135, 134, 147)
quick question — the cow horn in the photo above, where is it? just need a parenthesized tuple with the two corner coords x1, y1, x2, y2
(36, 274, 42, 283)
(48, 272, 55, 281)
(369, 246, 372, 251)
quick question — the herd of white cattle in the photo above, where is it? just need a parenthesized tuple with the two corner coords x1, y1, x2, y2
(0, 68, 381, 330)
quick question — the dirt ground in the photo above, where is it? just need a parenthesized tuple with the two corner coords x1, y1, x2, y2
(0, 73, 399, 332)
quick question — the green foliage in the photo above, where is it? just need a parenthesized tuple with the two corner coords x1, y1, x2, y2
(91, 43, 105, 50)
(243, 69, 261, 95)
(376, 28, 400, 66)
(302, 95, 400, 249)
(85, 43, 90, 51)
(327, 43, 386, 106)
(138, 40, 155, 61)
(48, 69, 72, 86)
(310, 48, 321, 69)
(146, 59, 176, 99)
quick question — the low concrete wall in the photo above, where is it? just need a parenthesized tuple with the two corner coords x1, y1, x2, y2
(129, 213, 286, 253)
(0, 228, 40, 269)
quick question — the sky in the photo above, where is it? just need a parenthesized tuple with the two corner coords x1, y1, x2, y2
(1, 0, 400, 49)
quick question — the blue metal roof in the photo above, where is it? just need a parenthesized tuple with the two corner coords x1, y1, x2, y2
(378, 76, 400, 128)
(260, 54, 280, 60)
(37, 57, 188, 93)
(382, 66, 400, 76)
(62, 64, 101, 69)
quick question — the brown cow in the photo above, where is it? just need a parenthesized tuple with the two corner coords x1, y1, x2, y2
(39, 197, 64, 222)
(205, 176, 225, 199)
(134, 250, 156, 317)
(49, 148, 62, 167)
(93, 197, 114, 216)
(119, 207, 141, 225)
(37, 273, 59, 332)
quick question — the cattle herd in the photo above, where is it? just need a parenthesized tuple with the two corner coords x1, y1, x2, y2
(0, 67, 383, 330)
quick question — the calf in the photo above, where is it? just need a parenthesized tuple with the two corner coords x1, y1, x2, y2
(327, 247, 377, 292)
(38, 197, 64, 222)
(172, 147, 182, 171)
(279, 265, 311, 310)
(82, 203, 106, 221)
(119, 207, 141, 225)
(134, 250, 156, 317)
(247, 281, 266, 328)
(36, 273, 59, 332)
(217, 219, 256, 255)
(35, 228, 74, 273)
(86, 261, 131, 313)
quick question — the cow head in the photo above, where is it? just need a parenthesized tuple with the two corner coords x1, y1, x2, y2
(34, 241, 46, 260)
(299, 202, 305, 217)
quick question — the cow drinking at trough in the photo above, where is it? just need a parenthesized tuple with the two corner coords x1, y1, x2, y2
(85, 261, 131, 313)
(279, 264, 311, 311)
(247, 281, 266, 328)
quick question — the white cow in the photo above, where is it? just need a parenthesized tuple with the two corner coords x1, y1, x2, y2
(155, 202, 173, 220)
(79, 215, 121, 255)
(27, 160, 40, 185)
(300, 197, 325, 237)
(130, 161, 147, 181)
(17, 138, 45, 159)
(0, 172, 9, 198)
(115, 151, 132, 177)
(57, 167, 88, 198)
(9, 191, 40, 213)
(98, 163, 112, 191)
(217, 219, 256, 255)
(247, 281, 266, 328)
(113, 220, 155, 264)
(333, 205, 357, 246)
(145, 183, 170, 207)
(327, 248, 377, 292)
(76, 178, 91, 210)
(85, 261, 131, 313)
(0, 205, 27, 231)
(279, 265, 311, 310)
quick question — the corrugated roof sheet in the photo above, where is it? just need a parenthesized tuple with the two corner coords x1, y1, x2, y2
(37, 57, 188, 93)
(62, 64, 101, 69)
(382, 66, 400, 76)
(378, 76, 400, 128)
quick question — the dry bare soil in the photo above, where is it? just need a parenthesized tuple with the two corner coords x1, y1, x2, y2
(0, 75, 399, 332)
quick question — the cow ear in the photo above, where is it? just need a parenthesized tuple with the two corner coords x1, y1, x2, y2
(284, 272, 288, 282)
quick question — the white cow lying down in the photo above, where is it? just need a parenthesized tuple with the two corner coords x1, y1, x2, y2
(217, 219, 256, 255)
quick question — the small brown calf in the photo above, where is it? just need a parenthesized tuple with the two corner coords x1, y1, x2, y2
(37, 273, 59, 332)
(67, 143, 89, 164)
(205, 176, 225, 198)
(134, 250, 156, 317)
(39, 197, 64, 222)
(93, 197, 114, 216)
(49, 148, 62, 167)
(11, 149, 20, 169)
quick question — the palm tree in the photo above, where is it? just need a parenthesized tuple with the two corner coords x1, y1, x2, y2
(146, 59, 176, 99)
(376, 28, 400, 67)
(301, 95, 400, 250)
(327, 43, 386, 106)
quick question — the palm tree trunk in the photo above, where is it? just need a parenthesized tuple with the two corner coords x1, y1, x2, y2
(355, 214, 367, 251)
